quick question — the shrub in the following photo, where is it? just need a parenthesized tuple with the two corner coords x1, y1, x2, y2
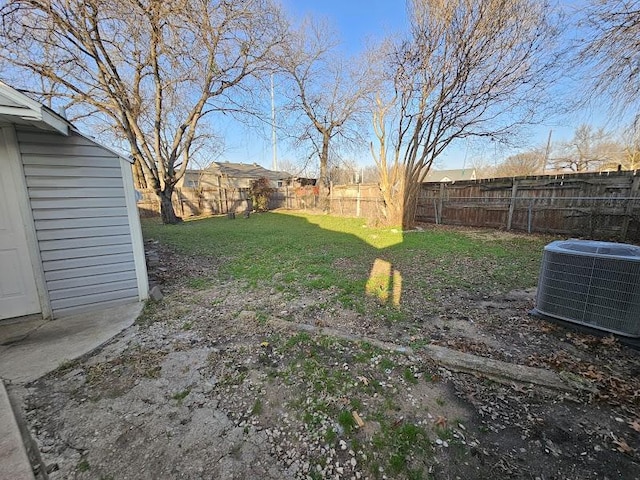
(250, 177, 274, 211)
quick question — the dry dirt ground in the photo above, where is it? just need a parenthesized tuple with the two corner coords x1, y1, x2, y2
(16, 230, 640, 480)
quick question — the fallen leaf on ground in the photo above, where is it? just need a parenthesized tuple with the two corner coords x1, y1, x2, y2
(539, 324, 554, 333)
(434, 416, 447, 428)
(582, 365, 605, 381)
(511, 383, 529, 393)
(611, 434, 634, 454)
(352, 411, 364, 428)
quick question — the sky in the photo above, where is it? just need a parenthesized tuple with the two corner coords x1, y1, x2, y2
(220, 0, 628, 173)
(221, 0, 410, 172)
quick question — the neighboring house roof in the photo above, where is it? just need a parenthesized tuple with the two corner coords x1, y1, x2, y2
(208, 162, 293, 181)
(424, 168, 477, 183)
(179, 163, 294, 188)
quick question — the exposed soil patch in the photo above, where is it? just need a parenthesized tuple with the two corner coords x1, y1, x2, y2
(17, 235, 640, 479)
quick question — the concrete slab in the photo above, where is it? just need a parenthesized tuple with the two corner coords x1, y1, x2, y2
(0, 381, 34, 480)
(0, 315, 47, 346)
(0, 302, 144, 385)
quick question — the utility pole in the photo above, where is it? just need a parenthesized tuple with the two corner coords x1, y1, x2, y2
(271, 74, 277, 171)
(543, 129, 552, 174)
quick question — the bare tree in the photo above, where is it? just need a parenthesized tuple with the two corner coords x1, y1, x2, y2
(575, 0, 640, 112)
(277, 157, 318, 179)
(611, 121, 640, 170)
(277, 18, 376, 208)
(494, 150, 545, 177)
(328, 159, 362, 185)
(273, 158, 299, 177)
(551, 124, 621, 172)
(1, 0, 286, 223)
(371, 94, 406, 224)
(371, 0, 560, 228)
(468, 156, 496, 180)
(360, 165, 380, 184)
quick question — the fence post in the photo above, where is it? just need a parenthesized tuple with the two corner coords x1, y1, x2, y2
(177, 188, 185, 217)
(507, 180, 518, 230)
(328, 181, 342, 213)
(356, 184, 361, 217)
(217, 176, 224, 214)
(621, 175, 640, 241)
(438, 183, 445, 225)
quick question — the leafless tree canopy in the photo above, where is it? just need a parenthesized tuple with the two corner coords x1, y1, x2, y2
(550, 124, 622, 172)
(493, 151, 546, 178)
(277, 18, 377, 203)
(371, 0, 560, 228)
(1, 0, 286, 223)
(576, 0, 640, 112)
(617, 122, 640, 170)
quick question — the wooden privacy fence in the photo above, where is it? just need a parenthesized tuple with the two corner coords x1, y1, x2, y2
(331, 184, 385, 220)
(137, 187, 253, 217)
(415, 171, 640, 241)
(270, 184, 386, 220)
(137, 171, 640, 242)
(138, 184, 386, 220)
(139, 186, 325, 217)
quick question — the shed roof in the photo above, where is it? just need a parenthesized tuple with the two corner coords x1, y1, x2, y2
(0, 82, 132, 164)
(0, 82, 70, 135)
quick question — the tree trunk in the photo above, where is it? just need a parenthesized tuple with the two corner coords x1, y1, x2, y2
(158, 187, 182, 224)
(132, 159, 147, 189)
(385, 199, 404, 227)
(402, 188, 418, 230)
(319, 133, 331, 211)
(377, 165, 422, 230)
(401, 170, 422, 230)
(379, 182, 404, 227)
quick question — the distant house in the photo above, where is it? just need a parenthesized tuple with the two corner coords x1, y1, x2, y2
(424, 168, 477, 183)
(177, 162, 295, 190)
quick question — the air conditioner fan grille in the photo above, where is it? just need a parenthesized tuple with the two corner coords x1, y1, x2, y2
(536, 242, 640, 337)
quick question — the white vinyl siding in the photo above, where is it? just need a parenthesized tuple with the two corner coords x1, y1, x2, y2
(17, 128, 140, 317)
(33, 207, 130, 221)
(44, 253, 135, 272)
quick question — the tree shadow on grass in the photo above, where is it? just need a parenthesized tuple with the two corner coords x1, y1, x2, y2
(142, 210, 543, 314)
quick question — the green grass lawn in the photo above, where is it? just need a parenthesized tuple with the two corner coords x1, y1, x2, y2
(142, 211, 552, 309)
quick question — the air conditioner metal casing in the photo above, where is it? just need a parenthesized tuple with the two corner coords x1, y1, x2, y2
(535, 239, 640, 337)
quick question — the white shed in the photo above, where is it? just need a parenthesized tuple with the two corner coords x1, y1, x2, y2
(0, 82, 148, 321)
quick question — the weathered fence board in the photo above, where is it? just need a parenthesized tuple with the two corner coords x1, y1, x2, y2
(416, 171, 640, 241)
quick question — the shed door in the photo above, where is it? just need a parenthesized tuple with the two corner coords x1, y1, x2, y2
(0, 132, 41, 320)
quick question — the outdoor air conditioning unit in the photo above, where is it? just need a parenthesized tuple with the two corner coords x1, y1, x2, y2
(534, 239, 640, 338)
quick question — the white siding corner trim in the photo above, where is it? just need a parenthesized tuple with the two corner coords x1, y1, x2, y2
(120, 158, 149, 300)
